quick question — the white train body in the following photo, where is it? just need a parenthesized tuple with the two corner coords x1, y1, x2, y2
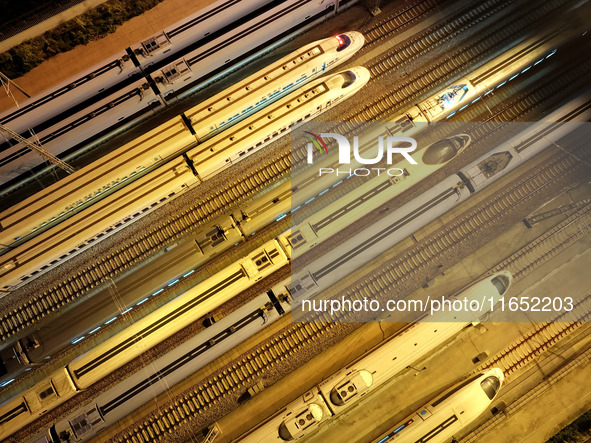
(42, 283, 292, 442)
(375, 368, 504, 443)
(239, 274, 512, 441)
(185, 32, 365, 142)
(0, 239, 290, 440)
(291, 30, 569, 210)
(0, 67, 369, 293)
(0, 32, 363, 251)
(0, 0, 271, 158)
(0, 0, 355, 189)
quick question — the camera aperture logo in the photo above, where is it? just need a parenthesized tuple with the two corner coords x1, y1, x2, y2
(305, 132, 418, 177)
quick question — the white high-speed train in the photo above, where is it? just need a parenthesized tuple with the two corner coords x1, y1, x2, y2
(0, 238, 291, 441)
(3, 86, 586, 437)
(237, 274, 512, 441)
(0, 0, 357, 190)
(0, 32, 364, 250)
(24, 283, 293, 443)
(0, 66, 370, 293)
(374, 368, 504, 443)
(287, 93, 591, 305)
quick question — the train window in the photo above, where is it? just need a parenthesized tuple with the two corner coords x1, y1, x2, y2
(39, 385, 55, 399)
(491, 275, 510, 295)
(336, 34, 352, 52)
(480, 376, 501, 400)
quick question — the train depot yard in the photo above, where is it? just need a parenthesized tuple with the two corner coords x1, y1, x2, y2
(0, 0, 589, 442)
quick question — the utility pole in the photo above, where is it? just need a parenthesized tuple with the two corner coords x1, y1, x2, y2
(0, 123, 75, 174)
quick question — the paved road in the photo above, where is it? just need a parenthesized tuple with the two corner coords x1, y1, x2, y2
(0, 0, 216, 112)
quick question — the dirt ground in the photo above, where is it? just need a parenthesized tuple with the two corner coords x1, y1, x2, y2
(0, 0, 217, 113)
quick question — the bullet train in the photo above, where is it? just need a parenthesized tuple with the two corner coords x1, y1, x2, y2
(374, 368, 504, 443)
(0, 66, 370, 293)
(0, 32, 364, 250)
(1, 87, 588, 391)
(3, 81, 585, 435)
(287, 93, 591, 306)
(0, 134, 467, 387)
(22, 282, 292, 443)
(0, 238, 291, 441)
(0, 0, 357, 190)
(237, 273, 512, 441)
(0, 28, 567, 292)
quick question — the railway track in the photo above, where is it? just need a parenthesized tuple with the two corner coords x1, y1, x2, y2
(0, 0, 555, 341)
(106, 150, 589, 442)
(362, 0, 452, 47)
(290, 0, 572, 165)
(477, 296, 591, 378)
(462, 330, 591, 442)
(1, 0, 584, 353)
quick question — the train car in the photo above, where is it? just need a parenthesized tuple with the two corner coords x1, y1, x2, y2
(0, 239, 290, 441)
(0, 0, 355, 191)
(237, 273, 512, 441)
(0, 67, 369, 293)
(17, 284, 292, 443)
(0, 32, 364, 250)
(0, 0, 271, 150)
(289, 134, 471, 253)
(374, 368, 504, 443)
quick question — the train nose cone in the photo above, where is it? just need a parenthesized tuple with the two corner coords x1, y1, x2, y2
(421, 133, 471, 165)
(347, 31, 365, 48)
(350, 66, 371, 85)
